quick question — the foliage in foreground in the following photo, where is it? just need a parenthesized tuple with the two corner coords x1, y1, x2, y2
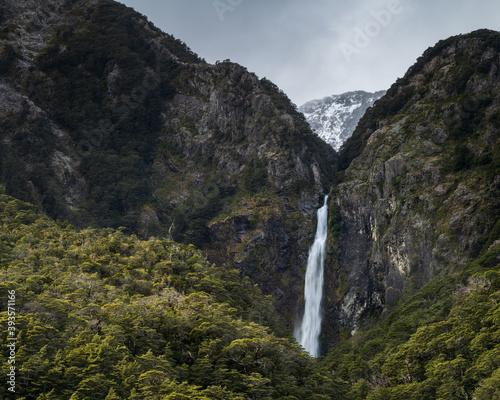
(2, 190, 499, 399)
(0, 195, 346, 399)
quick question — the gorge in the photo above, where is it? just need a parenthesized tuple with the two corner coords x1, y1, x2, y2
(0, 0, 499, 398)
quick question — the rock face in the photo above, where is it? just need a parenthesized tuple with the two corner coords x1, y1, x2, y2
(299, 90, 385, 150)
(0, 0, 336, 325)
(331, 30, 500, 334)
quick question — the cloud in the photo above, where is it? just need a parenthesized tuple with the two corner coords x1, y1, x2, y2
(121, 0, 500, 105)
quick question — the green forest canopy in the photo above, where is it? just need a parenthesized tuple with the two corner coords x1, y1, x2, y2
(0, 194, 346, 399)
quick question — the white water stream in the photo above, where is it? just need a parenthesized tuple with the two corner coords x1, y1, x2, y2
(295, 195, 329, 357)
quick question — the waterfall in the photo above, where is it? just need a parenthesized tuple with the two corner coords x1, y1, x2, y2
(295, 195, 329, 357)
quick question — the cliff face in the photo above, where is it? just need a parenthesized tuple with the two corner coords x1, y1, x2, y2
(332, 30, 500, 333)
(155, 64, 336, 319)
(0, 0, 336, 323)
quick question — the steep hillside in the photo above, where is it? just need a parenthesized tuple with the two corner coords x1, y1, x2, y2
(300, 90, 385, 150)
(331, 29, 500, 335)
(321, 240, 500, 399)
(0, 193, 348, 399)
(311, 28, 500, 400)
(0, 0, 336, 323)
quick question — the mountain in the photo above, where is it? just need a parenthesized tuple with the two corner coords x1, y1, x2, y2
(299, 90, 385, 150)
(332, 29, 500, 332)
(319, 29, 500, 398)
(0, 0, 335, 325)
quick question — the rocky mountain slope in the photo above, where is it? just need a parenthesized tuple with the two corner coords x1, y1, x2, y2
(0, 0, 335, 324)
(308, 29, 500, 399)
(299, 90, 385, 150)
(1, 4, 500, 386)
(330, 29, 500, 335)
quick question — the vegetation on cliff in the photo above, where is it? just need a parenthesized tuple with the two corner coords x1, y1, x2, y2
(0, 0, 334, 239)
(320, 236, 500, 399)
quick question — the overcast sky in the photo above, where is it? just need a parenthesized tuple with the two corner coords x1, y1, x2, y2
(119, 0, 500, 106)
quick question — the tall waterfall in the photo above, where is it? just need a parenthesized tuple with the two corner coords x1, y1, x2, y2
(295, 195, 329, 357)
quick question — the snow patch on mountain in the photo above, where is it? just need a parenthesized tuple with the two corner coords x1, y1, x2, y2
(299, 90, 385, 150)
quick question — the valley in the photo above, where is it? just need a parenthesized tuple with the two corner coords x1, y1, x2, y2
(0, 1, 499, 398)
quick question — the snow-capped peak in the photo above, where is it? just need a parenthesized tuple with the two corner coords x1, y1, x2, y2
(299, 90, 385, 150)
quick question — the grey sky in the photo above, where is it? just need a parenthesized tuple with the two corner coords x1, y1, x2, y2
(119, 0, 500, 106)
